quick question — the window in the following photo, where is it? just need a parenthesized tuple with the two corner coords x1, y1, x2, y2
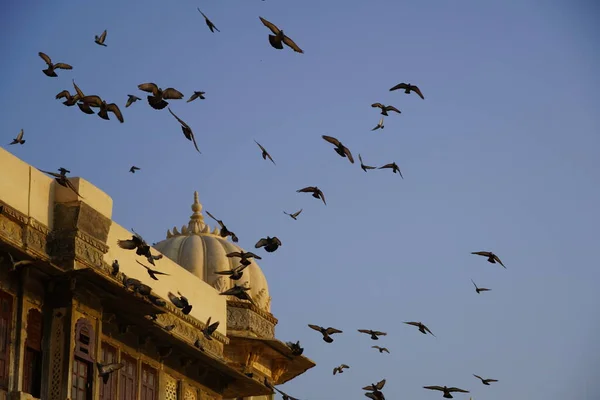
(72, 357, 92, 400)
(119, 353, 137, 400)
(140, 363, 158, 400)
(23, 308, 43, 397)
(0, 290, 13, 389)
(99, 342, 118, 400)
(72, 318, 96, 400)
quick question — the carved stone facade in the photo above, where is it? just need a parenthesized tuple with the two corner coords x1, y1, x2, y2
(226, 301, 277, 339)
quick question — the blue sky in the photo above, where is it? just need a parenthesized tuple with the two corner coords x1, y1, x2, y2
(2, 0, 599, 399)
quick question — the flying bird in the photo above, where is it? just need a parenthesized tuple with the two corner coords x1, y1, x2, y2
(138, 83, 184, 110)
(358, 154, 376, 172)
(125, 95, 141, 108)
(187, 91, 206, 102)
(168, 292, 193, 315)
(38, 52, 72, 77)
(81, 95, 124, 123)
(9, 129, 25, 145)
(371, 117, 384, 131)
(307, 324, 342, 343)
(198, 9, 220, 32)
(201, 316, 220, 339)
(296, 186, 326, 205)
(94, 30, 107, 46)
(358, 329, 387, 340)
(363, 379, 386, 400)
(254, 140, 275, 164)
(322, 135, 354, 163)
(333, 364, 350, 375)
(286, 340, 304, 356)
(2, 253, 35, 272)
(471, 279, 491, 294)
(473, 374, 498, 385)
(255, 236, 282, 253)
(389, 82, 425, 99)
(471, 251, 506, 268)
(117, 229, 162, 266)
(372, 346, 390, 354)
(404, 321, 436, 337)
(226, 251, 261, 266)
(283, 209, 302, 220)
(423, 386, 469, 398)
(55, 90, 81, 107)
(379, 162, 403, 178)
(167, 108, 201, 154)
(38, 167, 83, 198)
(220, 284, 254, 304)
(135, 260, 170, 281)
(205, 211, 238, 242)
(214, 264, 249, 281)
(274, 387, 300, 400)
(97, 362, 124, 384)
(371, 103, 401, 116)
(129, 166, 140, 173)
(72, 80, 95, 115)
(259, 17, 304, 53)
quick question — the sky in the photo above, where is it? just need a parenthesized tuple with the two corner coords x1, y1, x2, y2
(1, 0, 599, 399)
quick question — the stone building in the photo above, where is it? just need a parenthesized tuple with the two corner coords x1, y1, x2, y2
(0, 146, 314, 400)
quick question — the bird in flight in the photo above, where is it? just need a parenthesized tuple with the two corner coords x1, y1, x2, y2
(333, 364, 349, 375)
(168, 107, 201, 154)
(97, 362, 124, 384)
(297, 186, 326, 205)
(138, 83, 184, 110)
(135, 260, 169, 281)
(129, 166, 140, 173)
(125, 95, 141, 108)
(187, 91, 206, 102)
(259, 17, 304, 53)
(471, 279, 491, 294)
(358, 329, 387, 340)
(198, 9, 220, 33)
(226, 251, 261, 266)
(168, 292, 193, 315)
(214, 264, 249, 281)
(404, 321, 436, 337)
(389, 82, 425, 99)
(38, 52, 72, 77)
(71, 80, 95, 115)
(371, 345, 390, 354)
(117, 229, 162, 266)
(358, 154, 376, 172)
(284, 209, 302, 220)
(471, 251, 506, 268)
(38, 167, 83, 198)
(371, 117, 384, 131)
(371, 103, 401, 116)
(423, 385, 469, 398)
(255, 236, 282, 253)
(322, 135, 354, 164)
(473, 374, 498, 385)
(220, 284, 255, 305)
(363, 379, 386, 400)
(254, 140, 275, 164)
(379, 162, 403, 178)
(81, 95, 124, 123)
(9, 129, 25, 145)
(308, 324, 343, 343)
(94, 30, 107, 46)
(206, 211, 238, 242)
(201, 317, 220, 340)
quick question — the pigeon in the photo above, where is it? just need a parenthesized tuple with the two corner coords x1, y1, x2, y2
(333, 364, 350, 375)
(372, 346, 390, 354)
(125, 95, 141, 108)
(2, 253, 35, 272)
(254, 140, 275, 164)
(220, 285, 254, 304)
(117, 229, 162, 266)
(97, 362, 124, 384)
(38, 52, 72, 77)
(371, 103, 401, 116)
(371, 117, 384, 131)
(274, 387, 300, 400)
(198, 9, 220, 32)
(38, 168, 84, 198)
(9, 129, 25, 145)
(137, 83, 184, 110)
(389, 83, 425, 99)
(72, 80, 95, 115)
(259, 17, 304, 53)
(322, 135, 354, 163)
(111, 260, 119, 276)
(358, 329, 387, 340)
(205, 211, 238, 242)
(471, 279, 491, 294)
(187, 91, 206, 102)
(286, 340, 304, 356)
(168, 108, 201, 153)
(358, 154, 376, 172)
(81, 95, 124, 123)
(135, 260, 170, 281)
(226, 251, 261, 266)
(471, 251, 506, 268)
(55, 90, 80, 106)
(214, 264, 249, 280)
(255, 236, 282, 253)
(163, 324, 176, 332)
(283, 209, 302, 220)
(379, 162, 403, 178)
(423, 386, 469, 398)
(122, 277, 152, 296)
(307, 324, 342, 343)
(404, 321, 436, 337)
(201, 317, 220, 339)
(363, 379, 386, 400)
(296, 186, 326, 205)
(168, 292, 193, 315)
(129, 166, 140, 173)
(473, 374, 498, 385)
(94, 30, 107, 46)
(146, 294, 166, 307)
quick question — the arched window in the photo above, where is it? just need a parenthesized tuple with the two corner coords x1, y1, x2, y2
(72, 318, 96, 400)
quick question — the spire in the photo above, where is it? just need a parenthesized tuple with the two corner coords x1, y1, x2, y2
(188, 191, 206, 234)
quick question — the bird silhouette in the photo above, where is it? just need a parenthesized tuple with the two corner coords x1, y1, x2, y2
(389, 82, 425, 99)
(255, 236, 282, 252)
(322, 135, 354, 163)
(81, 95, 124, 123)
(187, 91, 206, 102)
(220, 284, 254, 304)
(371, 103, 401, 116)
(129, 166, 140, 173)
(471, 251, 506, 268)
(259, 17, 304, 53)
(38, 167, 84, 198)
(168, 107, 201, 154)
(379, 162, 403, 178)
(358, 329, 387, 340)
(97, 362, 124, 384)
(94, 30, 107, 46)
(333, 364, 350, 375)
(371, 345, 390, 354)
(254, 140, 276, 164)
(283, 209, 302, 220)
(206, 211, 238, 242)
(135, 260, 170, 281)
(226, 251, 261, 266)
(371, 117, 384, 131)
(38, 52, 72, 77)
(138, 83, 183, 110)
(471, 279, 491, 294)
(214, 264, 248, 281)
(423, 386, 469, 398)
(404, 321, 436, 337)
(296, 186, 326, 205)
(168, 292, 193, 315)
(198, 9, 220, 32)
(9, 129, 25, 145)
(307, 324, 342, 343)
(358, 154, 376, 172)
(473, 374, 498, 385)
(125, 95, 141, 108)
(201, 316, 220, 339)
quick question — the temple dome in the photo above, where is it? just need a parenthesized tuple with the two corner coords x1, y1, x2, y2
(154, 192, 271, 312)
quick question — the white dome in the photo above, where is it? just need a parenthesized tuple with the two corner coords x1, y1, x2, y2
(154, 192, 271, 312)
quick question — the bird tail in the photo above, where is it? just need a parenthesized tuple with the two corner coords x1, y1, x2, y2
(268, 35, 284, 49)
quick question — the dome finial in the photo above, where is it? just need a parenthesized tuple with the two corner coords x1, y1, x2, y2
(188, 191, 206, 234)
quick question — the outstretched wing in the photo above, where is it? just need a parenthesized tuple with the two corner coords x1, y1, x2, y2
(344, 146, 354, 163)
(389, 82, 409, 92)
(226, 252, 243, 258)
(255, 238, 268, 248)
(82, 95, 103, 107)
(379, 163, 394, 169)
(375, 379, 386, 390)
(325, 327, 342, 334)
(137, 83, 159, 95)
(106, 103, 124, 123)
(259, 17, 280, 35)
(493, 254, 506, 268)
(307, 324, 323, 332)
(296, 186, 317, 193)
(358, 329, 371, 334)
(473, 374, 483, 381)
(423, 386, 445, 391)
(371, 103, 384, 109)
(54, 63, 72, 70)
(38, 52, 52, 65)
(117, 238, 138, 250)
(283, 35, 303, 53)
(292, 209, 303, 218)
(168, 292, 185, 308)
(321, 135, 341, 146)
(168, 107, 189, 129)
(404, 321, 420, 327)
(99, 30, 107, 42)
(162, 88, 184, 100)
(384, 105, 401, 114)
(412, 85, 425, 99)
(447, 387, 469, 393)
(471, 251, 492, 257)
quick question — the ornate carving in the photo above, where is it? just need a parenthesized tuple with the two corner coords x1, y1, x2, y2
(24, 224, 48, 255)
(155, 312, 225, 356)
(226, 302, 276, 339)
(244, 346, 263, 370)
(49, 309, 66, 400)
(164, 373, 179, 400)
(272, 360, 289, 382)
(0, 213, 24, 247)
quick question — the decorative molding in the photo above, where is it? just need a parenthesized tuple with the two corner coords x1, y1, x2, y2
(227, 300, 278, 324)
(0, 210, 24, 247)
(271, 360, 289, 382)
(155, 313, 225, 356)
(226, 303, 276, 339)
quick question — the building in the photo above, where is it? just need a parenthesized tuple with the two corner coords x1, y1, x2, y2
(0, 146, 315, 400)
